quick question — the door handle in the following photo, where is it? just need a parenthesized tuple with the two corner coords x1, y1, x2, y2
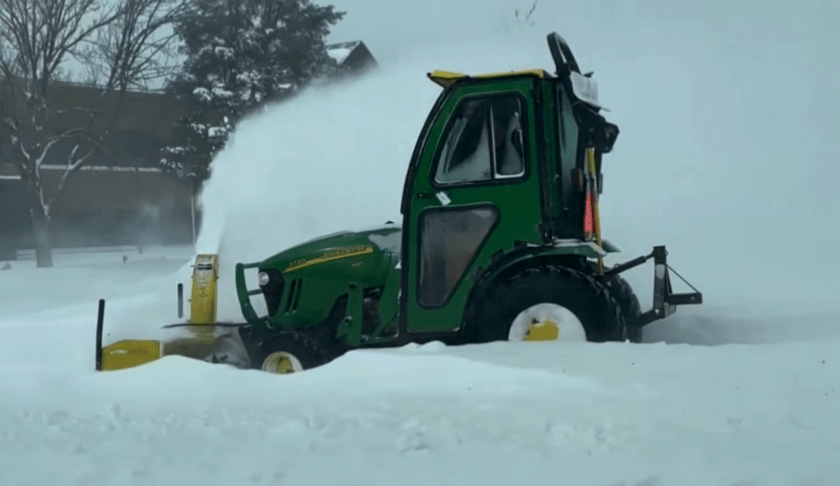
(417, 191, 451, 205)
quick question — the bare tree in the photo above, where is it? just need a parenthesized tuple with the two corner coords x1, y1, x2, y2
(80, 0, 184, 92)
(0, 0, 184, 267)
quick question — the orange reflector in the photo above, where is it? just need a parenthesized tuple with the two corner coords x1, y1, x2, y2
(584, 190, 594, 237)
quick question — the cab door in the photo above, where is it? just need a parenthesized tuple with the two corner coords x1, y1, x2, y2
(401, 77, 546, 334)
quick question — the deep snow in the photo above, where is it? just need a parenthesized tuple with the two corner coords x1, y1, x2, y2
(1, 252, 840, 486)
(3, 1, 840, 485)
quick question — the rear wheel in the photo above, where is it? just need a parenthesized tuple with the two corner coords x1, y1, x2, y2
(466, 265, 627, 344)
(507, 302, 589, 342)
(604, 274, 644, 343)
(582, 261, 645, 344)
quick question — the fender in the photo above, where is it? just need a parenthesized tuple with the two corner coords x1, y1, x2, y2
(600, 239, 620, 253)
(475, 238, 609, 286)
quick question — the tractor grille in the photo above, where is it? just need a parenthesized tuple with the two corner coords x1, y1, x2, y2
(284, 278, 304, 314)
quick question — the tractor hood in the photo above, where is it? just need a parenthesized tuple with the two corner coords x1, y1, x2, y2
(260, 223, 402, 276)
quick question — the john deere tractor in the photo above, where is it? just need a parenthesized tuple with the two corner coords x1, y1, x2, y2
(95, 32, 702, 374)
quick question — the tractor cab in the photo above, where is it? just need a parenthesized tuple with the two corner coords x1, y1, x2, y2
(396, 33, 626, 337)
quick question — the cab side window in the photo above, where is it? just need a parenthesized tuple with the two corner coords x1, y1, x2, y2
(434, 94, 527, 185)
(492, 97, 526, 178)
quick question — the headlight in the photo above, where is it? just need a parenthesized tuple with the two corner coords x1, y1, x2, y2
(258, 271, 270, 286)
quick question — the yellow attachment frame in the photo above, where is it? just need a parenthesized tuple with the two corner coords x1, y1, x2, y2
(98, 253, 222, 371)
(100, 339, 162, 371)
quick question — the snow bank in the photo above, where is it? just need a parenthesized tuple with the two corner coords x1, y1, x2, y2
(1, 312, 839, 486)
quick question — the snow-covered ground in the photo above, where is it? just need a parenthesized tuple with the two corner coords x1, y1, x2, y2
(1, 249, 839, 486)
(3, 2, 840, 485)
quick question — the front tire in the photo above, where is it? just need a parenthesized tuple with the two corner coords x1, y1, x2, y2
(256, 333, 330, 374)
(466, 265, 627, 344)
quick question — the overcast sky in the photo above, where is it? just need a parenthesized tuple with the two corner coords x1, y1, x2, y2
(327, 0, 840, 65)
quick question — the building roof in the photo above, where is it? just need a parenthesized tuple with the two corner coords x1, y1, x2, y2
(326, 40, 378, 72)
(327, 41, 361, 64)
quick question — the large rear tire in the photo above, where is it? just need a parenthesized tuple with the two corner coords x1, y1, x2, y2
(604, 274, 643, 343)
(466, 265, 627, 344)
(582, 261, 644, 344)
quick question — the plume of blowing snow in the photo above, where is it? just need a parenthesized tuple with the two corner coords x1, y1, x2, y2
(194, 36, 554, 263)
(192, 36, 553, 320)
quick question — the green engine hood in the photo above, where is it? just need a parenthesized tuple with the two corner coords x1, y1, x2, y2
(261, 223, 402, 277)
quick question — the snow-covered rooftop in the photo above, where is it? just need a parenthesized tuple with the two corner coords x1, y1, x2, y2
(326, 40, 362, 65)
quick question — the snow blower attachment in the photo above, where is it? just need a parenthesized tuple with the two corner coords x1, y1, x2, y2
(94, 31, 704, 374)
(95, 254, 250, 371)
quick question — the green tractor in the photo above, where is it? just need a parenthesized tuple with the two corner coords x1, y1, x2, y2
(95, 32, 702, 374)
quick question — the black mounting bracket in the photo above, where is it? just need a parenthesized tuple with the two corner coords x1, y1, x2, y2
(601, 245, 703, 328)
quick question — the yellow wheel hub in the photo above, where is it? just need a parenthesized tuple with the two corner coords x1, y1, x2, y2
(509, 303, 587, 342)
(262, 352, 303, 374)
(523, 318, 561, 341)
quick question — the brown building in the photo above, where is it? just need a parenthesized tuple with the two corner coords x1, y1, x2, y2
(0, 41, 377, 260)
(0, 83, 194, 258)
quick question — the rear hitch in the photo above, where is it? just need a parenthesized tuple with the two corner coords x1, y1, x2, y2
(602, 245, 703, 327)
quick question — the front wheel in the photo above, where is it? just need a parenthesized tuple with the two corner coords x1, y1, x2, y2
(466, 265, 627, 344)
(256, 333, 330, 374)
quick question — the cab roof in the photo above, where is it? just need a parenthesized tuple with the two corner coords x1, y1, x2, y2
(427, 69, 551, 88)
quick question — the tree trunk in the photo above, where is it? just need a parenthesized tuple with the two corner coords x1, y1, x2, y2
(30, 209, 53, 268)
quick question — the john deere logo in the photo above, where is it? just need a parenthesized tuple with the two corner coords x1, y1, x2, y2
(285, 245, 374, 273)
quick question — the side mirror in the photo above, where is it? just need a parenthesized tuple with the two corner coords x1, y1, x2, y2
(596, 121, 619, 154)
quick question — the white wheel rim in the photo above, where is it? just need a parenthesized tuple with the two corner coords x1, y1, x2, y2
(508, 303, 587, 342)
(262, 351, 304, 374)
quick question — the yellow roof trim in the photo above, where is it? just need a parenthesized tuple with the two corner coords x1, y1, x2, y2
(428, 68, 547, 88)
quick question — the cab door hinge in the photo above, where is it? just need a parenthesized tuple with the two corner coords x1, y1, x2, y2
(531, 82, 543, 106)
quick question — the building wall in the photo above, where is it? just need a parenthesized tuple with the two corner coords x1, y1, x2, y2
(0, 83, 196, 254)
(0, 168, 197, 251)
(44, 167, 196, 247)
(0, 176, 27, 259)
